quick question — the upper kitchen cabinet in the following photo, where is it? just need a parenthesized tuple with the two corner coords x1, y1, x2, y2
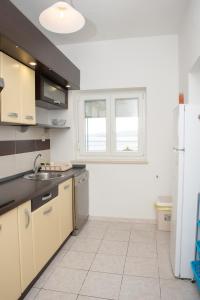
(0, 52, 36, 124)
(20, 63, 36, 124)
(0, 51, 21, 123)
(36, 73, 68, 110)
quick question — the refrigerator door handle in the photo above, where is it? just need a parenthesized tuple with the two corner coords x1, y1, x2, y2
(173, 147, 185, 152)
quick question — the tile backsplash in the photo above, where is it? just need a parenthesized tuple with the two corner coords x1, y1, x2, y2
(0, 126, 50, 179)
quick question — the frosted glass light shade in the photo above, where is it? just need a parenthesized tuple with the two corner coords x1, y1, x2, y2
(39, 1, 85, 34)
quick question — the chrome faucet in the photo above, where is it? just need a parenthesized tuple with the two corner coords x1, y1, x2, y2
(33, 153, 42, 175)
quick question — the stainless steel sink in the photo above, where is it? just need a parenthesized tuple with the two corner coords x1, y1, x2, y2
(24, 172, 65, 181)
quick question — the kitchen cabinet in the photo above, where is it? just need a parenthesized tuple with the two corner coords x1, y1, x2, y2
(32, 197, 61, 273)
(0, 52, 21, 123)
(20, 64, 36, 124)
(0, 208, 21, 300)
(0, 52, 36, 124)
(59, 179, 73, 243)
(36, 73, 68, 110)
(18, 201, 35, 292)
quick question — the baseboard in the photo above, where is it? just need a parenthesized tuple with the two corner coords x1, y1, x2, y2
(89, 215, 156, 224)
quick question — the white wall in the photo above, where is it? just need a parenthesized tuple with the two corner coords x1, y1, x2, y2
(51, 35, 179, 221)
(179, 0, 200, 102)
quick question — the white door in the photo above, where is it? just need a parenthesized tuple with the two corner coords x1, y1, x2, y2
(170, 105, 185, 277)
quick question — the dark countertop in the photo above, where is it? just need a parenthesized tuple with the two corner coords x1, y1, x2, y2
(0, 167, 85, 216)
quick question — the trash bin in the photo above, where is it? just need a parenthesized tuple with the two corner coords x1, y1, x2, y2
(155, 196, 172, 231)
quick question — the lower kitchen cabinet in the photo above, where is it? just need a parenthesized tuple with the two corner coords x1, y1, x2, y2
(59, 179, 73, 243)
(18, 201, 35, 292)
(32, 197, 61, 273)
(0, 178, 74, 298)
(0, 208, 21, 300)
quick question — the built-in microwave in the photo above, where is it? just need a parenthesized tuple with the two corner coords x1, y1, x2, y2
(36, 73, 68, 110)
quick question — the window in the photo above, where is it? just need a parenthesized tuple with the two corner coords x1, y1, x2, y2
(85, 100, 106, 152)
(76, 89, 146, 162)
(115, 98, 139, 152)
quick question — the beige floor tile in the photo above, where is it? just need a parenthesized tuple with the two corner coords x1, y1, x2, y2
(78, 296, 108, 300)
(160, 278, 200, 300)
(107, 222, 132, 231)
(36, 289, 77, 300)
(156, 231, 170, 245)
(34, 265, 55, 288)
(60, 251, 95, 270)
(157, 243, 170, 258)
(91, 254, 125, 274)
(80, 271, 122, 299)
(98, 240, 128, 256)
(71, 238, 101, 253)
(119, 275, 160, 300)
(62, 236, 77, 251)
(132, 223, 156, 232)
(24, 287, 40, 300)
(48, 250, 66, 270)
(130, 230, 156, 242)
(104, 229, 130, 242)
(158, 256, 174, 279)
(44, 267, 87, 293)
(127, 241, 157, 258)
(85, 220, 110, 230)
(79, 227, 106, 240)
(124, 256, 159, 278)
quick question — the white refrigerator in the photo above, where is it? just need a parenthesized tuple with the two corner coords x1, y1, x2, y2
(170, 104, 200, 279)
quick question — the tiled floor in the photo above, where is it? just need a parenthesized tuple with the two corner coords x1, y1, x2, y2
(24, 220, 199, 300)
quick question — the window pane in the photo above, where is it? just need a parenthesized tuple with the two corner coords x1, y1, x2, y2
(85, 100, 106, 152)
(115, 98, 139, 152)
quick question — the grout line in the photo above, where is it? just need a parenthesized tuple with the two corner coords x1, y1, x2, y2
(117, 228, 131, 299)
(76, 225, 106, 295)
(156, 231, 163, 300)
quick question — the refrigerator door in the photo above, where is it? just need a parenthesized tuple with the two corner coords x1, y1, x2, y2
(170, 105, 185, 277)
(180, 105, 200, 278)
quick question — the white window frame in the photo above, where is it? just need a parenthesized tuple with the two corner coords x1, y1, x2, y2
(75, 88, 146, 163)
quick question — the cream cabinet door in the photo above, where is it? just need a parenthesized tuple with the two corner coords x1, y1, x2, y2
(20, 64, 36, 124)
(32, 198, 61, 273)
(0, 52, 21, 123)
(59, 179, 73, 243)
(18, 201, 35, 292)
(0, 209, 21, 300)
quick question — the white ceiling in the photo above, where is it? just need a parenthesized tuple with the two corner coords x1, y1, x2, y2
(10, 0, 188, 45)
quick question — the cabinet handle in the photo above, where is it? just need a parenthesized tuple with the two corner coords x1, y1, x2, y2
(64, 184, 70, 190)
(54, 100, 61, 104)
(8, 112, 18, 118)
(25, 208, 30, 228)
(42, 193, 52, 201)
(0, 224, 2, 231)
(43, 207, 53, 215)
(25, 115, 34, 120)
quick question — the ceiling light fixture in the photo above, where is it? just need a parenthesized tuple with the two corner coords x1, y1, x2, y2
(66, 84, 71, 88)
(39, 1, 85, 34)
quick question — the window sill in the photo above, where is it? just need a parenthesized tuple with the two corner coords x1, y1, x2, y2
(72, 159, 148, 165)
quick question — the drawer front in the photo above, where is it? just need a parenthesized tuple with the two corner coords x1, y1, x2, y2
(31, 186, 58, 212)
